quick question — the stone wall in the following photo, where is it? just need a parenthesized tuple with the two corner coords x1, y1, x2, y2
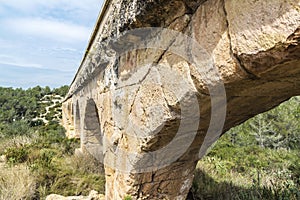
(62, 0, 300, 199)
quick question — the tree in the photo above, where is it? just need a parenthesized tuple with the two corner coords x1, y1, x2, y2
(224, 96, 299, 150)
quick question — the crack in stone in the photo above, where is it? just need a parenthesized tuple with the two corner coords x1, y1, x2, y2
(136, 173, 193, 186)
(180, 3, 215, 97)
(154, 13, 194, 65)
(114, 67, 152, 91)
(136, 183, 142, 199)
(222, 0, 259, 80)
(129, 85, 141, 115)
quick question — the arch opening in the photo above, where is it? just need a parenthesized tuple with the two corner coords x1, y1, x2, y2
(82, 98, 103, 162)
(74, 101, 81, 138)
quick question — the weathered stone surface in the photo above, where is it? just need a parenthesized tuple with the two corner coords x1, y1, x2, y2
(226, 0, 299, 54)
(46, 190, 105, 200)
(62, 0, 300, 199)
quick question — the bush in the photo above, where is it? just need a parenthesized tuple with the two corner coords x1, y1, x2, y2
(124, 196, 132, 200)
(5, 145, 29, 165)
(33, 152, 105, 198)
(0, 120, 33, 137)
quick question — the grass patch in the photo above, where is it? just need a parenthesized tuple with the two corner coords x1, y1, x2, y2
(189, 141, 300, 200)
(0, 164, 36, 200)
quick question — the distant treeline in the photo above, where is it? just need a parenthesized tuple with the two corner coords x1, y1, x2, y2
(0, 86, 68, 124)
(0, 85, 68, 138)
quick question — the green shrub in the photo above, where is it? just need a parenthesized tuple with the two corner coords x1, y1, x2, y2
(124, 195, 132, 200)
(0, 120, 33, 137)
(5, 146, 29, 164)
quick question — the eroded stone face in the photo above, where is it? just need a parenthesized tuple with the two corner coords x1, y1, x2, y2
(62, 0, 300, 199)
(226, 0, 299, 54)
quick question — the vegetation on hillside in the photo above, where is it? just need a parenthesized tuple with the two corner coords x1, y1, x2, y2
(0, 86, 299, 199)
(0, 86, 104, 199)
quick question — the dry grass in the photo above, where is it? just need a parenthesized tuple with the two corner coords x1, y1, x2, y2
(0, 164, 36, 200)
(11, 133, 39, 146)
(196, 160, 254, 187)
(0, 134, 38, 155)
(65, 151, 104, 174)
(191, 154, 300, 200)
(0, 138, 11, 155)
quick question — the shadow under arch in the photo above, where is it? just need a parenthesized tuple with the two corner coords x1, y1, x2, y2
(82, 98, 104, 162)
(74, 101, 81, 137)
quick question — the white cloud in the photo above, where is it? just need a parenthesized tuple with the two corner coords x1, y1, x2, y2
(0, 54, 43, 68)
(0, 39, 15, 48)
(0, 61, 42, 68)
(3, 18, 91, 43)
(53, 47, 78, 52)
(0, 0, 102, 22)
(0, 0, 100, 12)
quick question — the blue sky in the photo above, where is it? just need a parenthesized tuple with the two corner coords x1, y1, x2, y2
(0, 0, 103, 88)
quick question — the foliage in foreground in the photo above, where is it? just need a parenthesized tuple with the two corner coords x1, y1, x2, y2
(0, 86, 105, 199)
(190, 148, 300, 200)
(0, 122, 105, 199)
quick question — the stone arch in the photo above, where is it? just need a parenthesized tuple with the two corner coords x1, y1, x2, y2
(61, 0, 300, 198)
(62, 100, 76, 138)
(67, 101, 75, 137)
(82, 98, 103, 161)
